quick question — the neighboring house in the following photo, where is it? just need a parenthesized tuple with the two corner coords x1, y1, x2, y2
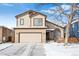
(69, 20, 79, 38)
(14, 10, 65, 43)
(0, 26, 14, 43)
(63, 19, 79, 43)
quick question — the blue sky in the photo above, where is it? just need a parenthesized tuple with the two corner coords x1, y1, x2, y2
(0, 3, 37, 28)
(0, 3, 75, 28)
(0, 3, 55, 28)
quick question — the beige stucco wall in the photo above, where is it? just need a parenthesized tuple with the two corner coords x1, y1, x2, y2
(15, 28, 46, 43)
(17, 14, 30, 28)
(16, 14, 46, 28)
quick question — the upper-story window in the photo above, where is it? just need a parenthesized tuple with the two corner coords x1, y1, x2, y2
(20, 18, 24, 25)
(33, 18, 43, 26)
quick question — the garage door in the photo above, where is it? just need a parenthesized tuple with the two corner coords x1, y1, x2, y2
(20, 33, 41, 43)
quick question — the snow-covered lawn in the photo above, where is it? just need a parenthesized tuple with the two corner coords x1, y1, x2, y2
(44, 42, 79, 56)
(0, 43, 12, 51)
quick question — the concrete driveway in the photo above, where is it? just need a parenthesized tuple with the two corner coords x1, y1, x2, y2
(1, 43, 79, 56)
(0, 43, 46, 56)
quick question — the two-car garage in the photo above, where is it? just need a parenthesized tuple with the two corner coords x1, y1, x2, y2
(20, 32, 42, 43)
(14, 28, 46, 43)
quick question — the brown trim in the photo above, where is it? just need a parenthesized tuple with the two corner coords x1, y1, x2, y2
(14, 27, 47, 29)
(30, 18, 31, 27)
(16, 18, 18, 26)
(19, 32, 42, 43)
(41, 33, 42, 43)
(18, 33, 20, 43)
(45, 17, 47, 27)
(2, 28, 3, 43)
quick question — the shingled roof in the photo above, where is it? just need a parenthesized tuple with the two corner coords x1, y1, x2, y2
(46, 20, 65, 28)
(15, 10, 47, 18)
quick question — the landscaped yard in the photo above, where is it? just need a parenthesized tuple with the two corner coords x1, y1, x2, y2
(0, 42, 79, 56)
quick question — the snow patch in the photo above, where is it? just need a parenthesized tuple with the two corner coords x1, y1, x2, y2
(44, 43, 79, 56)
(0, 43, 12, 51)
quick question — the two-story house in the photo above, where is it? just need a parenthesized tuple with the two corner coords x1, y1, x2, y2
(14, 10, 64, 43)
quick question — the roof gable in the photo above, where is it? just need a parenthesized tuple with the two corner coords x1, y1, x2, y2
(15, 10, 47, 18)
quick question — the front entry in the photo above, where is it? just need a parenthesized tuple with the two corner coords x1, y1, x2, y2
(54, 29, 61, 42)
(46, 29, 61, 43)
(46, 32, 50, 42)
(46, 30, 54, 42)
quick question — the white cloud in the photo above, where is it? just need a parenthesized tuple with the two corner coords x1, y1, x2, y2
(61, 4, 71, 10)
(1, 3, 14, 7)
(50, 6, 59, 10)
(41, 4, 71, 15)
(41, 9, 56, 14)
(41, 6, 63, 14)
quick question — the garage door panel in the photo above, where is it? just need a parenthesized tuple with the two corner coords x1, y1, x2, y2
(20, 33, 41, 43)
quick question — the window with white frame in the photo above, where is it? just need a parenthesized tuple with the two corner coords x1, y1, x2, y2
(20, 18, 24, 25)
(33, 18, 43, 26)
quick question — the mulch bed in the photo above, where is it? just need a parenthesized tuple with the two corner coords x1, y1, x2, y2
(68, 37, 79, 43)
